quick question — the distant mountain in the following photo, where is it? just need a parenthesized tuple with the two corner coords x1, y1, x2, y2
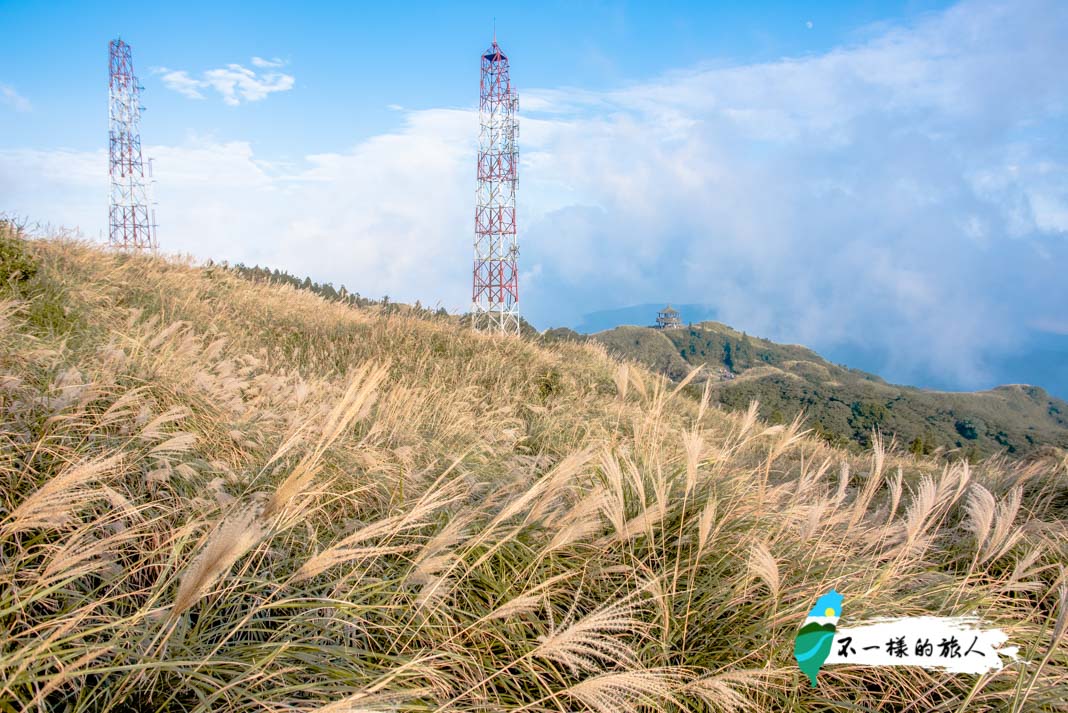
(819, 331, 1068, 403)
(548, 320, 1068, 459)
(568, 306, 1068, 401)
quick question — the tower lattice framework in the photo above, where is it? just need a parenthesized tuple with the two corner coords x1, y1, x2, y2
(108, 38, 156, 251)
(472, 38, 519, 334)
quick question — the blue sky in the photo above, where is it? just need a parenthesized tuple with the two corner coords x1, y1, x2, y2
(2, 0, 1066, 395)
(1, 1, 953, 153)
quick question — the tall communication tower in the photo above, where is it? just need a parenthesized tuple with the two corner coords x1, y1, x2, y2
(471, 35, 520, 334)
(108, 38, 156, 251)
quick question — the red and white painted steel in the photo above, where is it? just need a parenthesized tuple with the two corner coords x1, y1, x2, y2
(108, 39, 157, 251)
(472, 37, 520, 334)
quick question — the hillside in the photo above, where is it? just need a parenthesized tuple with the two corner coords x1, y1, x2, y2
(579, 321, 1068, 459)
(1, 225, 1066, 711)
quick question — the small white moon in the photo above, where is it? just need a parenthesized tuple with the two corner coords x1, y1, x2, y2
(806, 20, 814, 29)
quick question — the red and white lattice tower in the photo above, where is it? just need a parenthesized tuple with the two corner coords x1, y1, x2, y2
(108, 38, 157, 251)
(472, 36, 520, 334)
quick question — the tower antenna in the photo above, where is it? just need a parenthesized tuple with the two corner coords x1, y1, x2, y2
(471, 31, 520, 334)
(108, 38, 156, 251)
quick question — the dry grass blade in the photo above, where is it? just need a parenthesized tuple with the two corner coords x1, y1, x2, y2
(295, 475, 464, 582)
(170, 506, 270, 618)
(484, 572, 577, 622)
(466, 449, 592, 560)
(138, 405, 192, 440)
(542, 488, 609, 555)
(531, 589, 648, 673)
(1014, 574, 1068, 711)
(264, 362, 388, 519)
(563, 668, 687, 713)
(748, 541, 780, 602)
(981, 486, 1023, 564)
(40, 525, 119, 584)
(29, 645, 115, 707)
(685, 668, 773, 712)
(315, 689, 438, 713)
(834, 461, 850, 506)
(407, 511, 476, 586)
(965, 483, 996, 558)
(0, 298, 19, 332)
(885, 466, 904, 527)
(669, 364, 704, 400)
(696, 377, 714, 423)
(614, 363, 629, 400)
(696, 495, 719, 558)
(613, 499, 666, 544)
(147, 432, 197, 455)
(848, 431, 887, 528)
(683, 428, 704, 494)
(628, 367, 648, 401)
(313, 658, 445, 712)
(904, 474, 938, 544)
(734, 400, 761, 444)
(1, 453, 123, 535)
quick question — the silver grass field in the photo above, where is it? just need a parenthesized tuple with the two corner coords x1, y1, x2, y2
(1, 232, 1066, 711)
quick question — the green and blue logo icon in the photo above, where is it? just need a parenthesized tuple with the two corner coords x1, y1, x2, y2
(793, 589, 843, 687)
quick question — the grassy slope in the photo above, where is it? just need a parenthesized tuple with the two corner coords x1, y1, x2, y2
(591, 326, 696, 381)
(1, 233, 1067, 711)
(589, 322, 1068, 459)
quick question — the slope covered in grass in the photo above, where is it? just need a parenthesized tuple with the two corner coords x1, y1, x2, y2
(585, 322, 1068, 459)
(1, 230, 1067, 711)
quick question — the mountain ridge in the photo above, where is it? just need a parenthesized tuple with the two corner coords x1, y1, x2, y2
(565, 303, 1068, 400)
(546, 320, 1068, 459)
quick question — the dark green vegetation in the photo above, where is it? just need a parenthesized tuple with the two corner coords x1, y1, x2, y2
(228, 261, 446, 316)
(1, 219, 38, 287)
(1, 218, 82, 339)
(228, 262, 540, 337)
(568, 322, 1068, 459)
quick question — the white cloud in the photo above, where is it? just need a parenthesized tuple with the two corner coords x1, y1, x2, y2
(156, 60, 294, 105)
(508, 0, 1068, 388)
(0, 83, 31, 112)
(251, 56, 286, 68)
(156, 70, 206, 100)
(0, 112, 476, 311)
(203, 65, 294, 105)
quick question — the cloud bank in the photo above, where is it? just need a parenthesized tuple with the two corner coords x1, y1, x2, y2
(2, 0, 1066, 391)
(518, 0, 1068, 388)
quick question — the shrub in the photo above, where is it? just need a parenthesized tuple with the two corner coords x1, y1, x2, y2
(0, 219, 38, 288)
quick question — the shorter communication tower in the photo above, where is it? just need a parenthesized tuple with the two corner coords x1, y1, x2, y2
(108, 38, 157, 250)
(471, 35, 520, 334)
